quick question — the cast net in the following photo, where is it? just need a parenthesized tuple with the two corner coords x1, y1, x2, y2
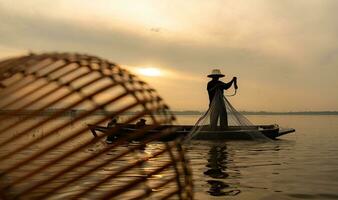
(186, 88, 269, 141)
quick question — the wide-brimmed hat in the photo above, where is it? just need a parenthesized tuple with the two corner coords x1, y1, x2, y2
(207, 69, 225, 78)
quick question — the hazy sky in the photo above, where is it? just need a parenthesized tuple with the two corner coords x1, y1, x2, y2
(1, 0, 338, 111)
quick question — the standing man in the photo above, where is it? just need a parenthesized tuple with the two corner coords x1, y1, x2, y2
(207, 69, 237, 130)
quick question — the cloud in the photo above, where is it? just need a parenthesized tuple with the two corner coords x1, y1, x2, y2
(0, 0, 338, 111)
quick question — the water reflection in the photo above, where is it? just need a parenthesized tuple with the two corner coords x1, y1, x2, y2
(204, 144, 241, 196)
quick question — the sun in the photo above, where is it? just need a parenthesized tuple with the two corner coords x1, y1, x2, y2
(137, 67, 162, 77)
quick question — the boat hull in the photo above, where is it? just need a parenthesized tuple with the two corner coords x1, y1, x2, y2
(88, 124, 295, 142)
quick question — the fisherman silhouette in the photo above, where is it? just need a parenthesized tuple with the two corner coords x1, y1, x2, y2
(136, 118, 146, 128)
(207, 69, 237, 130)
(107, 118, 118, 128)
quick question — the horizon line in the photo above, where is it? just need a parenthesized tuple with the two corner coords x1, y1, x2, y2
(1, 109, 338, 116)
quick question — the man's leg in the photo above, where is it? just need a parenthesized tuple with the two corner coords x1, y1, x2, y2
(220, 107, 228, 129)
(210, 108, 219, 131)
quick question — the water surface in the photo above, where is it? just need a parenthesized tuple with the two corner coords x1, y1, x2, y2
(1, 115, 338, 199)
(179, 115, 338, 200)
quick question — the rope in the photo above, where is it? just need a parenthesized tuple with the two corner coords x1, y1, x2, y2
(224, 89, 237, 97)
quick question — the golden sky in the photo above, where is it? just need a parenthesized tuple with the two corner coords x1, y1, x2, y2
(1, 0, 338, 111)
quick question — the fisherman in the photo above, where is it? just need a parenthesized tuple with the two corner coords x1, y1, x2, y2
(207, 69, 237, 130)
(136, 118, 146, 128)
(107, 117, 118, 128)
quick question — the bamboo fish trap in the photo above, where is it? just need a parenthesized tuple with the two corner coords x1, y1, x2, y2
(0, 53, 193, 200)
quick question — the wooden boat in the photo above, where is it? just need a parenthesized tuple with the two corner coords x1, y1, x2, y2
(88, 123, 295, 142)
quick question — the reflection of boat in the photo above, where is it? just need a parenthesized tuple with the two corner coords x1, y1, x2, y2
(88, 124, 295, 142)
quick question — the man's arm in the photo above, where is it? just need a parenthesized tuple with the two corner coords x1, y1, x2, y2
(221, 77, 237, 90)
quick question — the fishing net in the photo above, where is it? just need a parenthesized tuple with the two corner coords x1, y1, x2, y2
(187, 88, 269, 141)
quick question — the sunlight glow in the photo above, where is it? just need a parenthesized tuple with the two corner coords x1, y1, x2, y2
(137, 67, 162, 77)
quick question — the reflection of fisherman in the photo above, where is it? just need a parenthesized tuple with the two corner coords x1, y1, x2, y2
(204, 144, 241, 196)
(207, 69, 238, 130)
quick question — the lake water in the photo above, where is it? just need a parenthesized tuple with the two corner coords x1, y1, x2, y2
(178, 115, 338, 200)
(1, 114, 338, 199)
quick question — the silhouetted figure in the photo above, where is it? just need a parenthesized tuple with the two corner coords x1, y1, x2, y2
(207, 69, 237, 130)
(136, 118, 146, 128)
(107, 117, 118, 128)
(106, 118, 119, 143)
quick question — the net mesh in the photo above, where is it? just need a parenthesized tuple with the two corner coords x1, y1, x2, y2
(187, 88, 269, 141)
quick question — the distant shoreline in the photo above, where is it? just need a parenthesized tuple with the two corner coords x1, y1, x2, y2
(1, 109, 338, 116)
(239, 111, 338, 115)
(173, 111, 338, 115)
